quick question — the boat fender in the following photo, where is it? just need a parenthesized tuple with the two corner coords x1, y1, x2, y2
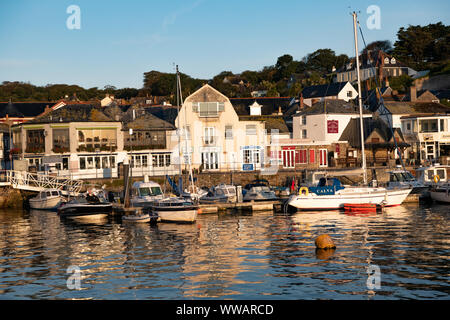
(299, 187, 309, 196)
(433, 174, 440, 184)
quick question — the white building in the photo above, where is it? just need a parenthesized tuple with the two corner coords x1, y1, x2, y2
(301, 82, 358, 108)
(292, 100, 371, 142)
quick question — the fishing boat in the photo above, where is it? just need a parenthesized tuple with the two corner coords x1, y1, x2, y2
(199, 184, 237, 204)
(130, 180, 164, 207)
(429, 184, 450, 203)
(58, 190, 112, 218)
(29, 189, 65, 210)
(286, 12, 412, 211)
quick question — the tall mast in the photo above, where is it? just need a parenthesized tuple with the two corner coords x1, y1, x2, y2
(353, 12, 368, 185)
(176, 66, 196, 196)
(176, 66, 183, 195)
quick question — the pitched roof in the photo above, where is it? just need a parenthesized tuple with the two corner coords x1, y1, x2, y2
(230, 97, 294, 116)
(23, 104, 114, 124)
(0, 101, 54, 118)
(294, 99, 371, 116)
(382, 101, 450, 114)
(339, 117, 408, 148)
(237, 115, 290, 133)
(301, 82, 350, 99)
(122, 107, 175, 131)
(145, 105, 179, 125)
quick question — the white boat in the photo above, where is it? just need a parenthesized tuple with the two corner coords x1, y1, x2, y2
(147, 197, 198, 223)
(122, 213, 151, 223)
(29, 189, 65, 210)
(130, 180, 164, 207)
(200, 184, 237, 204)
(429, 184, 450, 203)
(287, 13, 412, 211)
(415, 164, 449, 187)
(287, 177, 412, 210)
(144, 67, 199, 224)
(387, 168, 428, 194)
(242, 180, 278, 202)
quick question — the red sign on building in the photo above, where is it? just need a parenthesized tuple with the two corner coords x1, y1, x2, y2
(327, 120, 339, 133)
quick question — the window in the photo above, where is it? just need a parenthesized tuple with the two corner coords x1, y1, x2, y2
(246, 125, 257, 135)
(201, 152, 219, 170)
(302, 129, 307, 139)
(296, 149, 307, 164)
(53, 128, 70, 151)
(243, 148, 261, 164)
(440, 119, 445, 132)
(309, 149, 315, 163)
(80, 158, 86, 170)
(301, 116, 307, 125)
(225, 125, 233, 139)
(152, 154, 171, 168)
(347, 91, 353, 98)
(87, 157, 94, 169)
(406, 122, 411, 131)
(196, 102, 224, 117)
(204, 127, 215, 145)
(110, 156, 116, 168)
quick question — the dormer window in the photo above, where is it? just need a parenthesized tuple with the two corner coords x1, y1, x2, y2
(249, 101, 262, 116)
(384, 57, 390, 64)
(193, 102, 224, 117)
(390, 57, 396, 64)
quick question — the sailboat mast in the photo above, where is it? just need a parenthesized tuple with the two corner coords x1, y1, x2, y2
(352, 12, 368, 185)
(176, 66, 183, 195)
(176, 66, 196, 196)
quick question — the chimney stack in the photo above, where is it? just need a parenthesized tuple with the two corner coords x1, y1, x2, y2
(409, 86, 417, 102)
(300, 94, 304, 109)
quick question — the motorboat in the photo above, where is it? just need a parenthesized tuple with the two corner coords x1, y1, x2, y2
(145, 197, 198, 223)
(199, 184, 237, 204)
(415, 164, 449, 187)
(130, 180, 164, 207)
(242, 180, 278, 202)
(387, 168, 428, 194)
(429, 184, 450, 203)
(286, 177, 412, 211)
(29, 189, 65, 210)
(58, 190, 112, 218)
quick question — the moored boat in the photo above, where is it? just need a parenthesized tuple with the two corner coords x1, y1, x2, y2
(429, 184, 450, 203)
(243, 180, 278, 202)
(58, 190, 112, 218)
(130, 180, 164, 208)
(29, 189, 65, 210)
(287, 177, 411, 211)
(146, 197, 198, 223)
(199, 184, 237, 204)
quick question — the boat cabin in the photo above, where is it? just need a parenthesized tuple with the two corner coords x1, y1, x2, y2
(309, 177, 345, 195)
(39, 189, 63, 199)
(415, 164, 449, 185)
(131, 181, 163, 198)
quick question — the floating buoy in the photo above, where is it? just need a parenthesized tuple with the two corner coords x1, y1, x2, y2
(315, 234, 336, 249)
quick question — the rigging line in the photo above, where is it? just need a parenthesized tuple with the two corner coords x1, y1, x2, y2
(357, 20, 406, 170)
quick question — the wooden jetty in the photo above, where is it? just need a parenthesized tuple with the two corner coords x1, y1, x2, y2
(199, 199, 285, 214)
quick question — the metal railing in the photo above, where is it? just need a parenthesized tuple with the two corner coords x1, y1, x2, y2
(4, 170, 83, 196)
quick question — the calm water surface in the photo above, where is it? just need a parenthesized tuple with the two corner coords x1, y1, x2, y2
(0, 204, 448, 300)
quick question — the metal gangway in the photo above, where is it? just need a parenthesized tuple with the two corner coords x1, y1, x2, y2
(0, 170, 83, 196)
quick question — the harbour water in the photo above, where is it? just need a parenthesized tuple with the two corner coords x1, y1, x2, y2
(0, 204, 448, 300)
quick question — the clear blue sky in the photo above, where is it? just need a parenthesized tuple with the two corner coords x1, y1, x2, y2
(1, 0, 449, 89)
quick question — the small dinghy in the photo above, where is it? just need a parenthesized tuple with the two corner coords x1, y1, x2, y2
(343, 203, 383, 213)
(122, 211, 159, 224)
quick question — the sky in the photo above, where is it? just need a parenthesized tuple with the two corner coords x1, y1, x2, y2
(0, 0, 449, 89)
